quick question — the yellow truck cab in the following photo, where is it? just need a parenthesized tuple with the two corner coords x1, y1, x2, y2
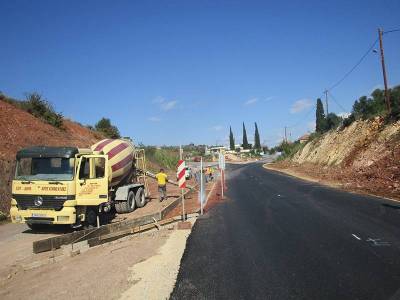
(10, 142, 147, 230)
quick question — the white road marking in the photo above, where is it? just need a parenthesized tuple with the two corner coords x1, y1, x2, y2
(352, 234, 362, 240)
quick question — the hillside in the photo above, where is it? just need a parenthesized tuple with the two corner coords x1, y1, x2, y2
(269, 118, 400, 200)
(0, 100, 103, 213)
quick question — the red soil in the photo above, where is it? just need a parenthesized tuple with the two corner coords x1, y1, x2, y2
(0, 100, 103, 213)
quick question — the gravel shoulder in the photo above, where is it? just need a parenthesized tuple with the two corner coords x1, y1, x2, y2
(0, 221, 195, 300)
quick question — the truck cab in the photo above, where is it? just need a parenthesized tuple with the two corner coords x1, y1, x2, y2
(10, 146, 109, 229)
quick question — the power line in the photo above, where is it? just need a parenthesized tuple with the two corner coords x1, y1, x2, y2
(286, 29, 398, 131)
(328, 91, 348, 112)
(327, 38, 378, 91)
(383, 28, 400, 34)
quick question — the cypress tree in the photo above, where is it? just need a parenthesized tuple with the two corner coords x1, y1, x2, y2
(242, 122, 249, 149)
(229, 126, 235, 150)
(254, 122, 261, 151)
(316, 98, 327, 133)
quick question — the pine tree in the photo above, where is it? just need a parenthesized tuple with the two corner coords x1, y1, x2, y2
(254, 122, 261, 151)
(242, 122, 249, 149)
(229, 126, 235, 150)
(316, 98, 327, 133)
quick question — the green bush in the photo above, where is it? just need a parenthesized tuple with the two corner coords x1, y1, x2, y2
(140, 145, 179, 171)
(1, 92, 64, 129)
(342, 85, 400, 127)
(273, 140, 306, 161)
(94, 118, 120, 138)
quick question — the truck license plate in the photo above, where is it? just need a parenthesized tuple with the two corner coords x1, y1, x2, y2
(31, 213, 46, 218)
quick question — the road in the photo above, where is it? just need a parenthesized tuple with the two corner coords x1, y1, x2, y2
(171, 162, 400, 300)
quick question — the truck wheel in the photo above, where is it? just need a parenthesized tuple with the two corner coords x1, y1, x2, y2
(84, 208, 98, 229)
(135, 188, 146, 208)
(115, 190, 135, 213)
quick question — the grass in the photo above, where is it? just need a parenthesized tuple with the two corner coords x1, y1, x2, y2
(142, 146, 180, 172)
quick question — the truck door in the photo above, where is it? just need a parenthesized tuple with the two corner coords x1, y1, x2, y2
(76, 155, 109, 206)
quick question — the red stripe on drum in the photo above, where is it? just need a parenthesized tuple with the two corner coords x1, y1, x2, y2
(107, 143, 129, 160)
(94, 139, 113, 151)
(111, 154, 133, 172)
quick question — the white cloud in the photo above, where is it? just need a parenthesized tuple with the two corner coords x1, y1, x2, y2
(161, 100, 178, 111)
(152, 96, 165, 104)
(148, 116, 161, 122)
(263, 96, 274, 102)
(152, 97, 178, 111)
(211, 125, 223, 131)
(290, 99, 313, 114)
(244, 98, 258, 106)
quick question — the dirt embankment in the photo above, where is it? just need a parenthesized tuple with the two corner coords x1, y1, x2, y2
(269, 118, 400, 200)
(0, 100, 103, 213)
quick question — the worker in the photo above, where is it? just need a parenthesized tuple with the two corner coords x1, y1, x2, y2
(155, 168, 168, 202)
(209, 166, 214, 181)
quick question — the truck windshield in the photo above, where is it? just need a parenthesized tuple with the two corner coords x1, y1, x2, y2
(15, 157, 75, 181)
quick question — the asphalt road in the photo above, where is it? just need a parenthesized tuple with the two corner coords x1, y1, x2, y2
(171, 162, 400, 300)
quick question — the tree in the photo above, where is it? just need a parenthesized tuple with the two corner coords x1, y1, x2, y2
(254, 122, 261, 151)
(242, 122, 249, 149)
(316, 98, 327, 133)
(229, 126, 235, 150)
(326, 113, 342, 130)
(390, 85, 400, 120)
(95, 118, 121, 138)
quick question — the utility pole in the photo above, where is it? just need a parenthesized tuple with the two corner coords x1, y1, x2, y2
(284, 126, 287, 143)
(324, 89, 329, 115)
(378, 28, 391, 114)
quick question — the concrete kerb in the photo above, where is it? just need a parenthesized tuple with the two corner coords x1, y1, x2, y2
(204, 178, 219, 209)
(160, 185, 196, 219)
(32, 186, 197, 254)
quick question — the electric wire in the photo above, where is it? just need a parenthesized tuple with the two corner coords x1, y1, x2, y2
(328, 91, 348, 112)
(327, 38, 378, 92)
(384, 28, 400, 34)
(285, 28, 399, 134)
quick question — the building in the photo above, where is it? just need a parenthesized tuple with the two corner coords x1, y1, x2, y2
(299, 134, 311, 144)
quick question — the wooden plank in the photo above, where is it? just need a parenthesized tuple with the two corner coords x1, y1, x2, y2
(86, 216, 181, 248)
(160, 188, 193, 219)
(33, 212, 160, 253)
(32, 184, 196, 253)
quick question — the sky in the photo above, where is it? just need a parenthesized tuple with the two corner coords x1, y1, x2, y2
(1, 0, 400, 147)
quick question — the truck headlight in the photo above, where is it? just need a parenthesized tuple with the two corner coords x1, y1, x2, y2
(57, 216, 69, 222)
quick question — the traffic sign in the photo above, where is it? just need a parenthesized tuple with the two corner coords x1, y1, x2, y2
(177, 159, 186, 189)
(218, 152, 225, 170)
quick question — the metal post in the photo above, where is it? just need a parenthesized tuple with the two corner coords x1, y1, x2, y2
(219, 150, 224, 199)
(180, 145, 185, 221)
(200, 157, 203, 215)
(378, 28, 391, 114)
(221, 169, 224, 198)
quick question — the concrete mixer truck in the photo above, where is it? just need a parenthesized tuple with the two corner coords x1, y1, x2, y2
(9, 139, 149, 230)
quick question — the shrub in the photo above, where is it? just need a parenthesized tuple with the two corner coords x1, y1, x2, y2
(94, 118, 121, 138)
(1, 92, 64, 129)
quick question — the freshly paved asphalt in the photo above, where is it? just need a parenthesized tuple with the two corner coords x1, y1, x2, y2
(171, 162, 400, 300)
